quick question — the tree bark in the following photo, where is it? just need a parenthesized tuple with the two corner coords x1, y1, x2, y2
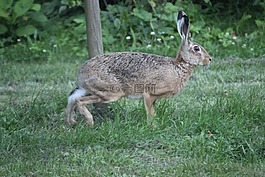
(84, 0, 103, 58)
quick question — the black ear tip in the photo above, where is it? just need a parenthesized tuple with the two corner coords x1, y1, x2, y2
(177, 11, 187, 20)
(177, 11, 183, 20)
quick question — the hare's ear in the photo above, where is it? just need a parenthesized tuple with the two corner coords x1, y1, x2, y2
(176, 11, 190, 43)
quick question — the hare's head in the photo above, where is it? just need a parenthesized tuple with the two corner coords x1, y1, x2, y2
(177, 11, 212, 65)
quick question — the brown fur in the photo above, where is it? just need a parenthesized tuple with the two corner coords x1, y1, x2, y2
(65, 11, 212, 126)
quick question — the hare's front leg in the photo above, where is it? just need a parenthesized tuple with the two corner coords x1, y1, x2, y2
(66, 87, 88, 125)
(143, 93, 157, 127)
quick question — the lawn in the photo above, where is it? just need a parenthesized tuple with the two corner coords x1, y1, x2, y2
(0, 53, 264, 176)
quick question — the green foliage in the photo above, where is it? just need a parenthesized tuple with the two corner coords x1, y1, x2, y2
(1, 0, 265, 61)
(0, 0, 48, 41)
(0, 0, 84, 46)
(100, 2, 181, 56)
(98, 1, 265, 58)
(13, 0, 33, 19)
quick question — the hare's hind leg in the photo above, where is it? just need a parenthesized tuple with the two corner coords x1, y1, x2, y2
(66, 87, 87, 125)
(66, 100, 76, 125)
(76, 95, 103, 126)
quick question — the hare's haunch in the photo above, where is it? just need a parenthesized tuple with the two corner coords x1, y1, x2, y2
(65, 11, 212, 126)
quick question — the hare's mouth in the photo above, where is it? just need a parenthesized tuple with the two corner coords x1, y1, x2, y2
(203, 57, 212, 65)
(200, 61, 209, 66)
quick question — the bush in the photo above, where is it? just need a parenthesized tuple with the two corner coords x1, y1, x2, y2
(0, 0, 48, 45)
(1, 0, 264, 61)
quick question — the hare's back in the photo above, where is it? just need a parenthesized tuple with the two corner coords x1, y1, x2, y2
(79, 52, 174, 75)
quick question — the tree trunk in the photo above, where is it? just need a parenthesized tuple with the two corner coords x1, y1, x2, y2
(84, 0, 112, 120)
(84, 0, 103, 58)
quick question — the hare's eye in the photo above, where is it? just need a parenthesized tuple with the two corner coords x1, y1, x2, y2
(193, 45, 200, 52)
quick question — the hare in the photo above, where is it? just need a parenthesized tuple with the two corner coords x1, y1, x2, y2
(65, 11, 212, 126)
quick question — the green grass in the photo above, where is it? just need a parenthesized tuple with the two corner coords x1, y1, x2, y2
(0, 50, 264, 176)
